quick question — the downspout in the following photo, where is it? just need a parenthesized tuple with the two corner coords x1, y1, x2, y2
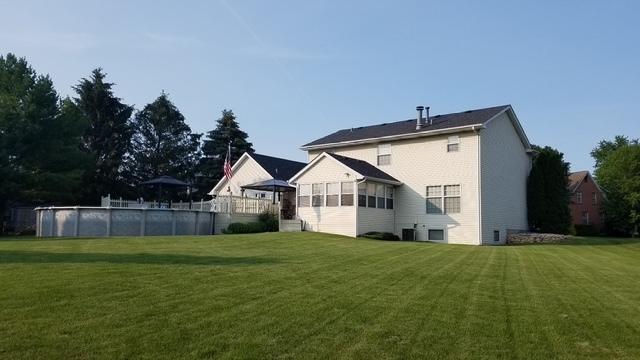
(473, 125, 483, 245)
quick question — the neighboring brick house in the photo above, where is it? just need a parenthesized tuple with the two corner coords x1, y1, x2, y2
(568, 171, 603, 230)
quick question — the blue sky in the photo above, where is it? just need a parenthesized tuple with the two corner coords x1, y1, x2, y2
(1, 0, 638, 170)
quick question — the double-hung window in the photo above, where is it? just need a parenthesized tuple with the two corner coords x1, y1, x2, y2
(426, 185, 461, 214)
(377, 144, 391, 166)
(298, 184, 310, 207)
(386, 186, 394, 209)
(341, 182, 354, 206)
(358, 183, 367, 207)
(426, 186, 443, 214)
(447, 136, 459, 152)
(367, 183, 377, 208)
(444, 185, 461, 213)
(326, 182, 339, 207)
(376, 184, 386, 208)
(312, 183, 324, 207)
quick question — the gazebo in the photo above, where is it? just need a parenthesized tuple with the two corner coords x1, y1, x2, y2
(141, 175, 191, 206)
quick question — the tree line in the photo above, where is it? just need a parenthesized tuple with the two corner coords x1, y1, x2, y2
(0, 53, 254, 215)
(527, 138, 639, 237)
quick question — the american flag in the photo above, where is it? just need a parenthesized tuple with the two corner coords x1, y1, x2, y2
(223, 142, 233, 180)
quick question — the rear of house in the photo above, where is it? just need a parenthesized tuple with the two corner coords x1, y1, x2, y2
(568, 171, 603, 231)
(292, 105, 532, 245)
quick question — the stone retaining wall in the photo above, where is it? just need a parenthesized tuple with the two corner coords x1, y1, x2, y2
(506, 232, 569, 245)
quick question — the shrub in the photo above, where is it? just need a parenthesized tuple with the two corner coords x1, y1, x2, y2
(258, 211, 279, 232)
(359, 231, 400, 241)
(574, 224, 599, 236)
(223, 222, 267, 234)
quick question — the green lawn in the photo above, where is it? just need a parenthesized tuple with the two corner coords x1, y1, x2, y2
(1, 233, 639, 359)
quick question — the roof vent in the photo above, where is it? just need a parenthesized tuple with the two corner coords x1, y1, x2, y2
(426, 106, 431, 125)
(416, 106, 424, 130)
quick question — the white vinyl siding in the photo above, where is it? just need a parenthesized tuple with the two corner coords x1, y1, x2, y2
(480, 112, 530, 244)
(211, 155, 272, 198)
(313, 131, 481, 245)
(294, 155, 358, 237)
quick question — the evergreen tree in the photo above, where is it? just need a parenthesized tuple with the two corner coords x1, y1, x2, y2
(73, 68, 134, 201)
(0, 54, 89, 212)
(131, 92, 201, 188)
(527, 145, 572, 234)
(198, 109, 253, 194)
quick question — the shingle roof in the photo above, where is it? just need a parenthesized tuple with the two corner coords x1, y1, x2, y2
(250, 153, 307, 181)
(568, 171, 589, 193)
(303, 105, 510, 148)
(326, 153, 399, 183)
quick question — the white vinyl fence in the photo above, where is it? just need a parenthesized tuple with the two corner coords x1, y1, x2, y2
(100, 195, 277, 214)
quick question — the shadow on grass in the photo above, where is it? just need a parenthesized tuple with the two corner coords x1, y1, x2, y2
(0, 250, 279, 266)
(513, 237, 640, 246)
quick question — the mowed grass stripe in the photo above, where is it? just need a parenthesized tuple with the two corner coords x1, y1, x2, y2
(1, 234, 639, 359)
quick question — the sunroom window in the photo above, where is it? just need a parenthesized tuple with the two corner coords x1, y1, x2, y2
(341, 182, 354, 206)
(298, 184, 310, 207)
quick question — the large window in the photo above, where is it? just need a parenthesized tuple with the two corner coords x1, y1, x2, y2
(341, 182, 354, 206)
(326, 182, 339, 207)
(386, 186, 394, 209)
(444, 185, 461, 213)
(376, 184, 385, 208)
(298, 184, 310, 207)
(426, 186, 443, 214)
(447, 136, 459, 152)
(312, 183, 324, 207)
(576, 192, 583, 204)
(358, 183, 367, 207)
(377, 144, 391, 166)
(367, 183, 376, 208)
(427, 185, 461, 214)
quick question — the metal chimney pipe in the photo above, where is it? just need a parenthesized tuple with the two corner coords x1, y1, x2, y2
(426, 106, 431, 125)
(416, 106, 424, 130)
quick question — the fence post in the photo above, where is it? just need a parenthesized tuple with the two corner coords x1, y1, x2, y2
(74, 207, 80, 237)
(140, 209, 146, 236)
(106, 209, 112, 236)
(171, 210, 177, 235)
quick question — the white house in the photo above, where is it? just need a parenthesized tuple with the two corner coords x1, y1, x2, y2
(209, 152, 306, 200)
(289, 105, 533, 245)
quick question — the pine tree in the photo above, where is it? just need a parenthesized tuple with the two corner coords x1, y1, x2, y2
(198, 109, 253, 194)
(131, 92, 201, 189)
(527, 145, 572, 234)
(73, 68, 134, 202)
(0, 53, 89, 212)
